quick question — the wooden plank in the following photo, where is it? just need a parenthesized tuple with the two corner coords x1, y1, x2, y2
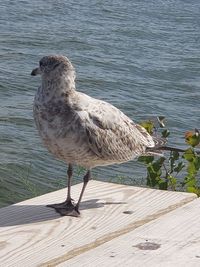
(64, 198, 200, 267)
(0, 181, 196, 267)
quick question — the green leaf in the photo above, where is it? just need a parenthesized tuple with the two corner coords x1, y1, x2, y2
(187, 162, 197, 175)
(186, 186, 200, 196)
(158, 180, 168, 190)
(138, 156, 154, 164)
(174, 162, 185, 173)
(152, 161, 162, 172)
(183, 148, 195, 162)
(147, 165, 162, 187)
(171, 151, 179, 160)
(166, 175, 177, 191)
(151, 157, 165, 172)
(168, 175, 177, 185)
(147, 173, 157, 187)
(185, 129, 200, 147)
(140, 120, 154, 134)
(194, 157, 200, 170)
(184, 177, 196, 187)
(147, 165, 157, 177)
(162, 129, 170, 138)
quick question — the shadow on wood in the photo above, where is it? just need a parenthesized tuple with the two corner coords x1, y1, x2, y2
(0, 181, 197, 267)
(0, 199, 126, 227)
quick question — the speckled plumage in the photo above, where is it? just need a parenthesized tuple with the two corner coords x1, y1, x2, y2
(32, 55, 161, 216)
(33, 55, 156, 169)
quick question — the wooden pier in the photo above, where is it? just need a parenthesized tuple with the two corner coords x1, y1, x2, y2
(0, 180, 199, 267)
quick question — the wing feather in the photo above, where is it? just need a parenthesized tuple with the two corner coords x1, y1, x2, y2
(77, 97, 155, 162)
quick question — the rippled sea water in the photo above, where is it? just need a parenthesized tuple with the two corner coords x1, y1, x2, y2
(0, 0, 200, 207)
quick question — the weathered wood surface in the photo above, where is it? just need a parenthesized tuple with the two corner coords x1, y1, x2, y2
(64, 198, 200, 267)
(0, 180, 196, 267)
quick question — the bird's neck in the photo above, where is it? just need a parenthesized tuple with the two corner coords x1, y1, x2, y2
(41, 72, 76, 100)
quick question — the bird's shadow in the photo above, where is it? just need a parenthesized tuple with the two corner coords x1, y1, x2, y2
(0, 199, 126, 227)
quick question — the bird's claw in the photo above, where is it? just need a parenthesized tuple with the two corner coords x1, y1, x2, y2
(47, 199, 80, 217)
(55, 206, 80, 217)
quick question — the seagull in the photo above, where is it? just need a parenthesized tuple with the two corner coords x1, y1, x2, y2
(31, 55, 166, 217)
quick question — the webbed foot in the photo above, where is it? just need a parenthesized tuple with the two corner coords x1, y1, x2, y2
(47, 200, 80, 217)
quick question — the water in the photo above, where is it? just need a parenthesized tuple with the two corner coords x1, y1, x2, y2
(0, 0, 200, 207)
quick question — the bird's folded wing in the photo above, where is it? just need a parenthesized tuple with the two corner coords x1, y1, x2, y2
(77, 100, 155, 161)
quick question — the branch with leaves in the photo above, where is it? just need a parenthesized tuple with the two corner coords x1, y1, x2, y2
(138, 118, 200, 196)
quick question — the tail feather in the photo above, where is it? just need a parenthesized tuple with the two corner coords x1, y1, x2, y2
(156, 146, 200, 155)
(143, 136, 166, 156)
(152, 136, 167, 147)
(156, 146, 185, 153)
(145, 134, 200, 156)
(146, 145, 200, 155)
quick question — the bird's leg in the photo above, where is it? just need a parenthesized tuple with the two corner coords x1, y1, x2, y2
(47, 164, 76, 215)
(47, 168, 91, 217)
(66, 163, 73, 203)
(74, 169, 91, 215)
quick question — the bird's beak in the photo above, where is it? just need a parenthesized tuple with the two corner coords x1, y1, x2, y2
(31, 67, 41, 76)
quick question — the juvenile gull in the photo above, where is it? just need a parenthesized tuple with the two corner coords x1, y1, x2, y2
(31, 55, 165, 217)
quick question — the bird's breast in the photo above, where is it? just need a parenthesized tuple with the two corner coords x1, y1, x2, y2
(33, 98, 94, 163)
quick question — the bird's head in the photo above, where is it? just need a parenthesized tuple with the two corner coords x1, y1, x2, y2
(31, 55, 75, 80)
